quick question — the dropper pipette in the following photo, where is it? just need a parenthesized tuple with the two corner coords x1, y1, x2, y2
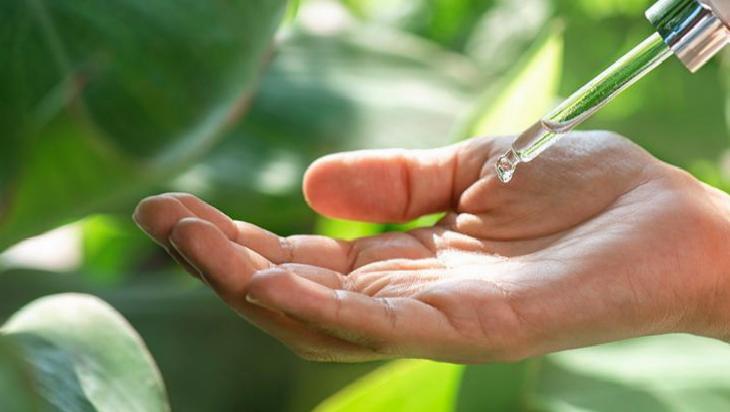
(496, 0, 730, 183)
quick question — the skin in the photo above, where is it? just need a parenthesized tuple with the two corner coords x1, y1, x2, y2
(133, 131, 730, 364)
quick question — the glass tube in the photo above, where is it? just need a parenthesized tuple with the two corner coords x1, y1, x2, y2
(496, 32, 673, 183)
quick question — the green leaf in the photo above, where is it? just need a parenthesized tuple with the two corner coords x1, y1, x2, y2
(314, 360, 464, 412)
(2, 293, 169, 412)
(0, 0, 288, 250)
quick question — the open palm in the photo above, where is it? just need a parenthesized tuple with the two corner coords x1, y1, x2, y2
(134, 132, 730, 363)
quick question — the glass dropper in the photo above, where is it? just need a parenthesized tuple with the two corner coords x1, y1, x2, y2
(495, 0, 730, 184)
(495, 33, 672, 183)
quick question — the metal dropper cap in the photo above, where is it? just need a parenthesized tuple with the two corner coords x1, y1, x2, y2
(647, 0, 730, 73)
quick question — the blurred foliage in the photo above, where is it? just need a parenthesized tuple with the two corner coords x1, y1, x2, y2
(2, 0, 730, 411)
(456, 23, 563, 138)
(169, 26, 480, 235)
(0, 0, 288, 249)
(531, 334, 730, 411)
(0, 269, 380, 412)
(315, 360, 463, 411)
(315, 334, 730, 411)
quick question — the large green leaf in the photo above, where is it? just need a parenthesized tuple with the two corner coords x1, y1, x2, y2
(0, 0, 287, 250)
(1, 293, 169, 412)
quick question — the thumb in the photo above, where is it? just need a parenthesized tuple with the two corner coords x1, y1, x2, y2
(302, 137, 504, 223)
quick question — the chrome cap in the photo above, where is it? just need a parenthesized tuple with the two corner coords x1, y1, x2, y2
(647, 0, 730, 72)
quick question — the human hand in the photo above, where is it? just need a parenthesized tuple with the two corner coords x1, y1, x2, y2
(134, 132, 730, 363)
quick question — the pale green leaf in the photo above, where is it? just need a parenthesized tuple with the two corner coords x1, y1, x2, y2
(2, 294, 169, 412)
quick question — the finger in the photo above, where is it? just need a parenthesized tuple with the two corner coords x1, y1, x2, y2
(303, 136, 506, 223)
(237, 222, 435, 272)
(169, 217, 271, 297)
(132, 195, 201, 274)
(134, 193, 238, 244)
(235, 222, 354, 273)
(278, 263, 349, 289)
(169, 218, 383, 362)
(246, 268, 458, 358)
(134, 193, 243, 276)
(242, 303, 387, 363)
(168, 193, 238, 240)
(133, 195, 192, 246)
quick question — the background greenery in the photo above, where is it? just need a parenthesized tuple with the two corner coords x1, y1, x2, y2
(2, 0, 730, 410)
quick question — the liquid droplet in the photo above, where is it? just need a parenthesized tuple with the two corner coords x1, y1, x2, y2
(495, 149, 521, 184)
